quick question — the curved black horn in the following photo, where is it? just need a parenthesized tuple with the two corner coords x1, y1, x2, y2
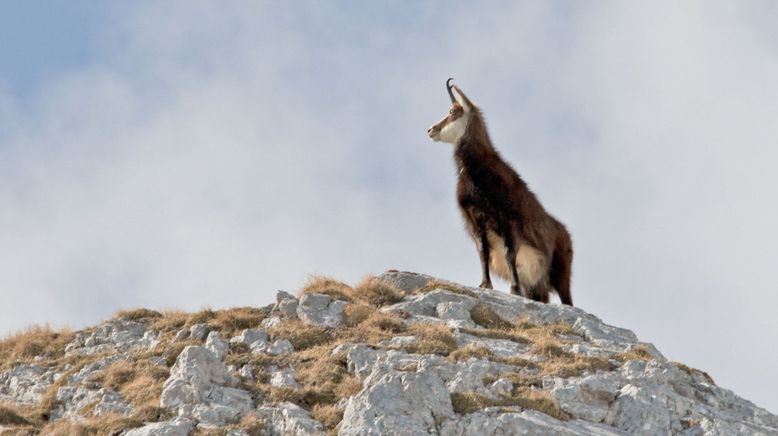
(446, 78, 456, 103)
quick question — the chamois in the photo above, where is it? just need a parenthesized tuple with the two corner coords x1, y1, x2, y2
(427, 79, 573, 306)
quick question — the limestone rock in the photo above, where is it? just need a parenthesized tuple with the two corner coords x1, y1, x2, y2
(340, 359, 455, 435)
(205, 331, 228, 361)
(189, 323, 211, 341)
(297, 293, 346, 327)
(65, 319, 158, 355)
(0, 364, 55, 404)
(160, 346, 252, 426)
(376, 270, 436, 294)
(122, 417, 195, 436)
(256, 401, 325, 436)
(270, 368, 301, 389)
(1, 270, 776, 436)
(229, 328, 269, 347)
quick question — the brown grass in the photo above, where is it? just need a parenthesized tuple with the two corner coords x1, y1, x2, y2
(449, 344, 494, 362)
(113, 309, 163, 322)
(0, 404, 33, 426)
(350, 276, 404, 306)
(402, 323, 458, 356)
(148, 307, 267, 341)
(268, 320, 332, 351)
(530, 336, 570, 358)
(672, 361, 716, 385)
(208, 307, 267, 337)
(38, 414, 144, 436)
(470, 304, 512, 329)
(450, 390, 570, 421)
(0, 325, 75, 370)
(343, 304, 374, 327)
(541, 355, 614, 378)
(460, 327, 530, 345)
(311, 404, 343, 430)
(300, 275, 404, 309)
(614, 345, 655, 363)
(101, 360, 135, 390)
(299, 276, 354, 302)
(413, 280, 479, 298)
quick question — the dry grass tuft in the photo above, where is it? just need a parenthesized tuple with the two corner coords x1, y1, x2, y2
(311, 404, 343, 430)
(39, 414, 144, 436)
(413, 280, 479, 298)
(351, 276, 404, 307)
(0, 404, 33, 426)
(343, 304, 374, 327)
(449, 344, 494, 362)
(614, 345, 655, 363)
(101, 360, 135, 390)
(362, 312, 407, 334)
(530, 337, 570, 358)
(300, 275, 404, 308)
(450, 390, 570, 420)
(113, 309, 163, 322)
(300, 276, 354, 302)
(541, 355, 614, 378)
(403, 323, 458, 356)
(460, 327, 530, 345)
(207, 307, 266, 337)
(470, 304, 512, 329)
(268, 320, 332, 351)
(236, 414, 267, 436)
(148, 307, 267, 341)
(0, 325, 75, 370)
(672, 361, 716, 385)
(118, 365, 170, 408)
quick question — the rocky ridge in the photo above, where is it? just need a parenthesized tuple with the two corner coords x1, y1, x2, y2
(0, 271, 775, 435)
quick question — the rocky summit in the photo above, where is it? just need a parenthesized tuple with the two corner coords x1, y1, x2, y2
(0, 271, 776, 435)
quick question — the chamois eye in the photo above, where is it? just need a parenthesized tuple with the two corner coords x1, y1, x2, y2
(449, 109, 455, 115)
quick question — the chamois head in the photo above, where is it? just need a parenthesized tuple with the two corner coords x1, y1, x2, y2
(427, 78, 476, 144)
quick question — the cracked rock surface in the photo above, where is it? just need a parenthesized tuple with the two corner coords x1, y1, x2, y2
(0, 271, 774, 435)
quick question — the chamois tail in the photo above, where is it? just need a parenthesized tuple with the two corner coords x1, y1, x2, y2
(550, 226, 574, 306)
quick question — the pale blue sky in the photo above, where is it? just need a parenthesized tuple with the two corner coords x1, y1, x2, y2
(1, 2, 777, 413)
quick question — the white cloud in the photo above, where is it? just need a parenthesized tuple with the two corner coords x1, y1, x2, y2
(0, 1, 776, 412)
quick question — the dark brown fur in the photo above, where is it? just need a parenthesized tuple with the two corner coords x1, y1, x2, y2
(432, 86, 573, 305)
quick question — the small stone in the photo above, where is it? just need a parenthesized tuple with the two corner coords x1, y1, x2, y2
(489, 378, 513, 397)
(123, 417, 195, 436)
(270, 368, 301, 389)
(276, 290, 296, 303)
(297, 293, 346, 328)
(239, 364, 254, 380)
(229, 328, 269, 346)
(174, 329, 190, 342)
(206, 331, 228, 361)
(262, 316, 282, 329)
(277, 298, 299, 319)
(267, 339, 294, 356)
(257, 402, 325, 436)
(189, 324, 211, 341)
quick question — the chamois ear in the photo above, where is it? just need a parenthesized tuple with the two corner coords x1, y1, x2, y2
(451, 85, 473, 113)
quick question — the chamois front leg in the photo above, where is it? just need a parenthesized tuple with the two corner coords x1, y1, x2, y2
(476, 228, 493, 289)
(501, 229, 523, 296)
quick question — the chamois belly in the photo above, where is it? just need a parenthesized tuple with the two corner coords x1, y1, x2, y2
(486, 231, 548, 288)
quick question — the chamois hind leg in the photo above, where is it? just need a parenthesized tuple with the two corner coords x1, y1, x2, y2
(526, 284, 550, 303)
(475, 223, 493, 289)
(550, 234, 574, 306)
(499, 226, 523, 296)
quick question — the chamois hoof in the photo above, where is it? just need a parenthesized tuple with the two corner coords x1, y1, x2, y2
(479, 281, 493, 290)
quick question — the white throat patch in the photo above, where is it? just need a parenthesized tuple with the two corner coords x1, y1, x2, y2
(438, 116, 467, 144)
